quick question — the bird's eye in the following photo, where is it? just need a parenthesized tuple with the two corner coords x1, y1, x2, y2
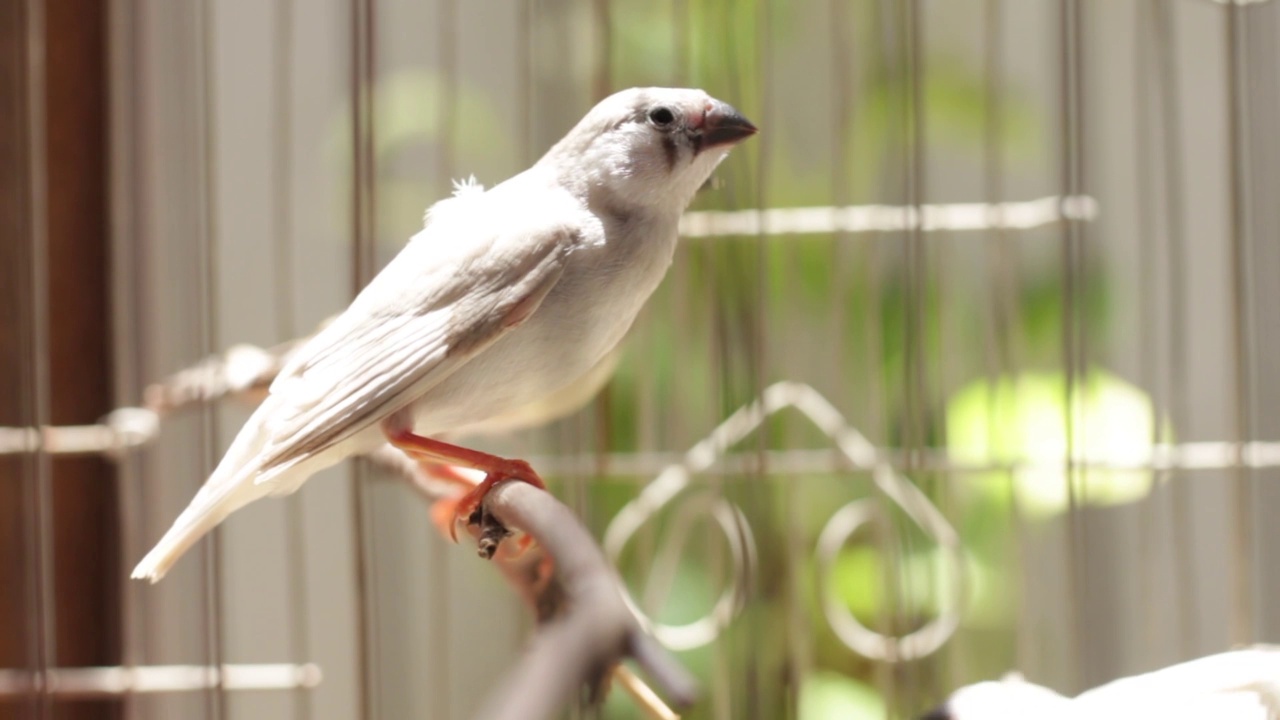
(647, 107, 676, 127)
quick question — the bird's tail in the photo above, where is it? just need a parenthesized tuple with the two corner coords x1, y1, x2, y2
(129, 496, 240, 583)
(131, 409, 274, 583)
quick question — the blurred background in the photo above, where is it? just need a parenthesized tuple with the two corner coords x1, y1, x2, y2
(3, 0, 1280, 718)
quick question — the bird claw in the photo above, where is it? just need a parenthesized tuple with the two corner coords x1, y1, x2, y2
(443, 461, 546, 554)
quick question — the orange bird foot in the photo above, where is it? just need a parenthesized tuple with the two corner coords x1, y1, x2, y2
(383, 427, 545, 558)
(432, 489, 538, 559)
(450, 458, 545, 557)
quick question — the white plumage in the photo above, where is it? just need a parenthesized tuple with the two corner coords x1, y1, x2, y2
(133, 87, 756, 581)
(928, 647, 1280, 720)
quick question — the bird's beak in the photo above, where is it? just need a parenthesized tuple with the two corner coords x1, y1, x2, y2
(700, 101, 758, 148)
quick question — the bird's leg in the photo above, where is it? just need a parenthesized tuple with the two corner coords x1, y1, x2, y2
(414, 464, 477, 542)
(413, 463, 536, 558)
(379, 436, 484, 540)
(420, 461, 482, 488)
(383, 427, 546, 554)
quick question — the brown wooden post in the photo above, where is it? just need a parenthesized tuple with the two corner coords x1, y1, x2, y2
(0, 1, 120, 718)
(0, 3, 42, 717)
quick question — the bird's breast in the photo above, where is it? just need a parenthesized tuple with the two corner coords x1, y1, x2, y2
(406, 214, 679, 434)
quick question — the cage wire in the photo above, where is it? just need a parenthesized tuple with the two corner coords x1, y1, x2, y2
(2, 0, 1280, 718)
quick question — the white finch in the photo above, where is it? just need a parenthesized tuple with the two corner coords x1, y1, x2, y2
(924, 647, 1280, 719)
(133, 87, 757, 581)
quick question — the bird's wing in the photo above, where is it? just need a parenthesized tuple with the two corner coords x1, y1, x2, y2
(254, 193, 582, 478)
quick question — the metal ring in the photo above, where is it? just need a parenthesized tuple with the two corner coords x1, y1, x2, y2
(815, 493, 963, 662)
(609, 489, 756, 652)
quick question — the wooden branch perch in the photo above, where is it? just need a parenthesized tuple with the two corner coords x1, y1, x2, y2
(367, 445, 699, 720)
(471, 481, 698, 720)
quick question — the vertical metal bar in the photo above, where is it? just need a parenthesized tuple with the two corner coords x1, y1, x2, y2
(866, 0, 891, 710)
(875, 0, 912, 711)
(1058, 0, 1087, 690)
(349, 0, 378, 717)
(978, 0, 1011, 686)
(863, 0, 885, 479)
(109, 0, 148, 711)
(673, 0, 688, 86)
(117, 449, 147, 720)
(270, 3, 315, 719)
(748, 0, 769, 714)
(194, 1, 226, 718)
(581, 0, 616, 547)
(980, 0, 1033, 677)
(746, 0, 767, 437)
(0, 4, 37, 710)
(436, 0, 457, 192)
(900, 0, 926, 712)
(813, 0, 855, 707)
(431, 1, 458, 714)
(829, 0, 855, 412)
(517, 0, 531, 167)
(633, 0, 659, 462)
(1252, 7, 1280, 652)
(1131, 0, 1164, 657)
(24, 0, 57, 716)
(271, 1, 298, 377)
(749, 0, 769, 411)
(1223, 0, 1257, 646)
(349, 0, 377, 287)
(982, 4, 1016, 379)
(592, 0, 611, 100)
(901, 0, 925, 461)
(1150, 0, 1198, 656)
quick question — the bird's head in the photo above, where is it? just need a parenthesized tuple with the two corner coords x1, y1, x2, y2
(540, 87, 757, 214)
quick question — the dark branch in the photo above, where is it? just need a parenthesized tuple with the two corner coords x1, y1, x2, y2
(366, 445, 698, 717)
(472, 482, 698, 720)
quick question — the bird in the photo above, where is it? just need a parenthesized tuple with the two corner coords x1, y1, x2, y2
(922, 647, 1280, 719)
(132, 87, 758, 582)
(920, 674, 1072, 720)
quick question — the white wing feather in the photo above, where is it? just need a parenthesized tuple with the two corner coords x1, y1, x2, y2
(132, 185, 581, 581)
